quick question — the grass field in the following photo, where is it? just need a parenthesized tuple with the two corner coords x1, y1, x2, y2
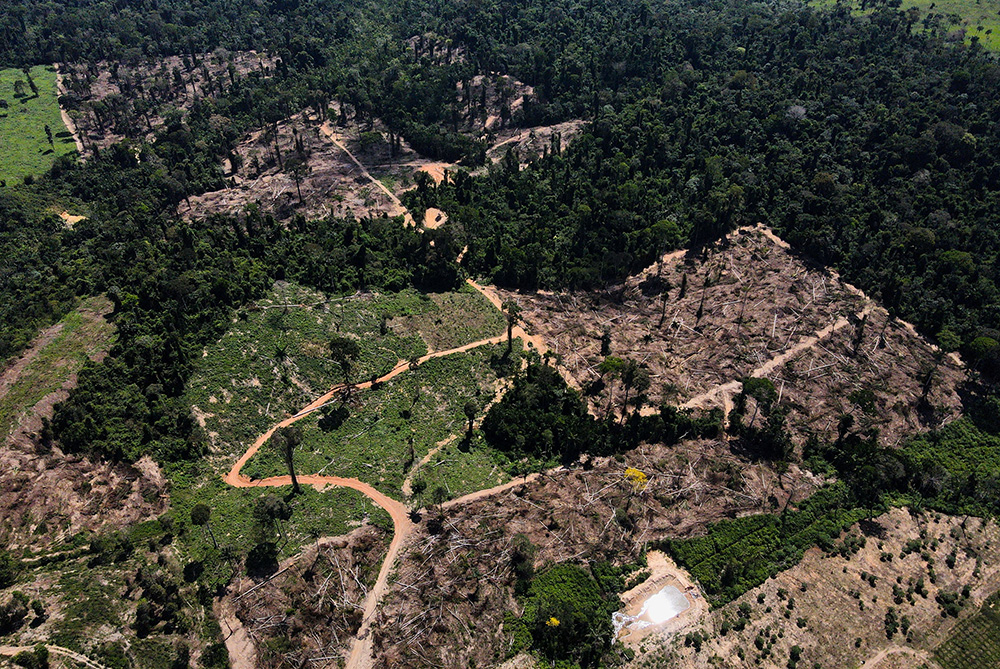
(184, 281, 506, 460)
(409, 432, 513, 506)
(0, 296, 114, 437)
(935, 591, 1000, 669)
(241, 344, 508, 496)
(812, 0, 1000, 50)
(0, 65, 77, 184)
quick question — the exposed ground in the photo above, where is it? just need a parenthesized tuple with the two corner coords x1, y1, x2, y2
(56, 50, 276, 154)
(499, 225, 965, 450)
(0, 65, 78, 183)
(370, 437, 805, 668)
(630, 507, 1000, 669)
(181, 112, 429, 222)
(225, 526, 391, 669)
(0, 296, 168, 553)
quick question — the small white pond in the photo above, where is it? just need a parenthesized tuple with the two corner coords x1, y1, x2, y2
(613, 585, 690, 636)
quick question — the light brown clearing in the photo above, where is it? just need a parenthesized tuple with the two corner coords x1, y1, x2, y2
(616, 551, 708, 644)
(53, 66, 85, 156)
(423, 207, 447, 229)
(0, 298, 168, 553)
(58, 211, 86, 227)
(499, 225, 965, 450)
(57, 51, 276, 154)
(634, 507, 1000, 669)
(221, 276, 543, 669)
(373, 436, 803, 668)
(224, 526, 390, 669)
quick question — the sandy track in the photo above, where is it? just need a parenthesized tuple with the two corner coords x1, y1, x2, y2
(0, 644, 110, 669)
(317, 122, 415, 226)
(53, 65, 86, 157)
(680, 308, 870, 412)
(860, 645, 938, 669)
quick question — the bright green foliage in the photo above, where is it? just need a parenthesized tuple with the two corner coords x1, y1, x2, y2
(242, 345, 504, 495)
(936, 591, 1000, 669)
(183, 283, 431, 459)
(660, 485, 868, 607)
(900, 418, 1000, 516)
(0, 66, 76, 183)
(519, 563, 618, 668)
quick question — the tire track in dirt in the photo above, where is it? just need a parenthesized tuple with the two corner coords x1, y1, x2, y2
(317, 122, 415, 226)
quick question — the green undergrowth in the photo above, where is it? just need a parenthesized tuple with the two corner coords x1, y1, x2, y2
(408, 432, 513, 506)
(387, 283, 506, 352)
(0, 65, 77, 184)
(0, 295, 113, 436)
(165, 458, 389, 585)
(242, 344, 507, 496)
(658, 484, 868, 607)
(185, 281, 506, 460)
(935, 590, 1000, 669)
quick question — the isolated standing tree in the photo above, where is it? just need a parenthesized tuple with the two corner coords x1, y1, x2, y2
(329, 335, 361, 387)
(44, 125, 53, 147)
(463, 399, 477, 438)
(272, 425, 304, 494)
(190, 503, 217, 549)
(503, 300, 521, 352)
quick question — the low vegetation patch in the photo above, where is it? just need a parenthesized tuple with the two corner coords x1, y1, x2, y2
(242, 345, 505, 495)
(659, 484, 868, 607)
(0, 66, 77, 184)
(936, 590, 1000, 669)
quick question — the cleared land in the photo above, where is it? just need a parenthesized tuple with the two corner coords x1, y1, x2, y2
(240, 344, 507, 497)
(500, 226, 965, 450)
(0, 66, 77, 183)
(632, 507, 1000, 669)
(0, 297, 166, 553)
(57, 51, 276, 154)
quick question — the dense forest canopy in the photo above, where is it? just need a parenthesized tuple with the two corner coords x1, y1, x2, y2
(1, 0, 999, 458)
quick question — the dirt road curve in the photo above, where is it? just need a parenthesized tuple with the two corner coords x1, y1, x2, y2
(0, 644, 110, 669)
(223, 276, 544, 669)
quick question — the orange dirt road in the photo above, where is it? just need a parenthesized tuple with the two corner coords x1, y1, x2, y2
(222, 276, 544, 669)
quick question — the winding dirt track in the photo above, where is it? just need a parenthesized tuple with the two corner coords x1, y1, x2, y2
(223, 277, 542, 669)
(0, 644, 110, 669)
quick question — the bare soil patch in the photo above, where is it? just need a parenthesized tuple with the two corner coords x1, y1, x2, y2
(499, 226, 964, 450)
(631, 507, 1000, 669)
(57, 50, 276, 154)
(369, 438, 808, 668)
(183, 112, 448, 222)
(225, 526, 390, 669)
(0, 299, 167, 552)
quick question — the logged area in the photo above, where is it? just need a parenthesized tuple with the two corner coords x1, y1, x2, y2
(4, 0, 1000, 666)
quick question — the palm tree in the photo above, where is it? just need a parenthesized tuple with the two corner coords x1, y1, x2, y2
(271, 426, 304, 494)
(190, 503, 217, 548)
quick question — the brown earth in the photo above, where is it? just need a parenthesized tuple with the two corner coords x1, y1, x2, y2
(0, 299, 168, 553)
(498, 225, 965, 451)
(370, 437, 806, 668)
(56, 50, 276, 154)
(630, 507, 1000, 669)
(225, 526, 391, 669)
(182, 112, 441, 223)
